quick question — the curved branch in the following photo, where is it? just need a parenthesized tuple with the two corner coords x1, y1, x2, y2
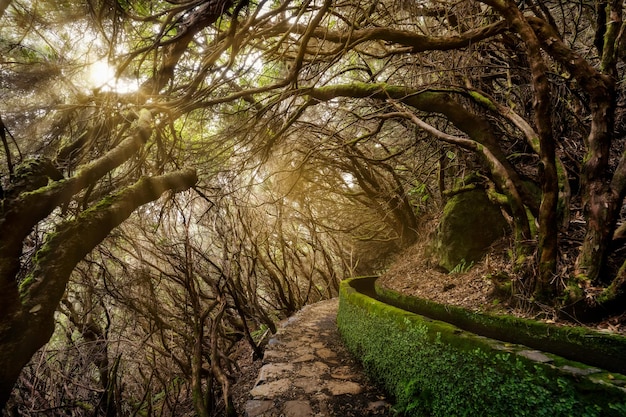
(0, 168, 197, 408)
(308, 82, 535, 220)
(139, 0, 235, 95)
(389, 104, 530, 241)
(270, 18, 508, 52)
(0, 110, 153, 260)
(24, 168, 198, 312)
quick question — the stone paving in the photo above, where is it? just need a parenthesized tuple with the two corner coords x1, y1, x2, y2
(244, 299, 391, 417)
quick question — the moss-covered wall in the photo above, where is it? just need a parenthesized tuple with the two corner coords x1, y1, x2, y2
(375, 281, 626, 375)
(338, 277, 626, 417)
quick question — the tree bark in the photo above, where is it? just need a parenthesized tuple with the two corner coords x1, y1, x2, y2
(576, 1, 621, 284)
(270, 17, 507, 53)
(480, 0, 559, 298)
(0, 0, 12, 20)
(0, 168, 197, 408)
(528, 6, 622, 290)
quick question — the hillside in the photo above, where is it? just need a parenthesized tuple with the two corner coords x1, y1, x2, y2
(378, 239, 626, 335)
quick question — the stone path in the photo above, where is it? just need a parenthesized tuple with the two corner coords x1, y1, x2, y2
(244, 299, 391, 417)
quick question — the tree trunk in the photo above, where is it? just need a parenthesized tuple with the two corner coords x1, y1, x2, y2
(0, 169, 197, 408)
(575, 0, 621, 284)
(480, 0, 559, 298)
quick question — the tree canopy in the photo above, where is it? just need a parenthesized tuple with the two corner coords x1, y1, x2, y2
(2, 0, 626, 414)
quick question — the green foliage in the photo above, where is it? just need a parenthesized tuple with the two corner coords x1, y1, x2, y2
(337, 279, 626, 417)
(449, 258, 473, 274)
(408, 182, 430, 203)
(251, 324, 269, 343)
(17, 274, 35, 299)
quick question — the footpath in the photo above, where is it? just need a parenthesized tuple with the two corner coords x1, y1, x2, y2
(244, 299, 391, 417)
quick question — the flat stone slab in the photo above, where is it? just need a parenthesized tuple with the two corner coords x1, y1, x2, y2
(298, 361, 329, 378)
(316, 348, 336, 359)
(560, 365, 600, 376)
(292, 353, 316, 363)
(250, 379, 292, 399)
(325, 380, 363, 395)
(283, 400, 313, 417)
(257, 363, 294, 382)
(517, 350, 553, 363)
(293, 377, 321, 393)
(245, 399, 274, 417)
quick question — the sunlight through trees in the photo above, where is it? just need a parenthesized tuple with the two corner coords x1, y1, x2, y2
(2, 0, 626, 414)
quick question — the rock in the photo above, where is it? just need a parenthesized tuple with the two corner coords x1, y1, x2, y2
(316, 348, 336, 359)
(257, 363, 294, 382)
(267, 337, 280, 347)
(283, 400, 313, 417)
(432, 188, 508, 271)
(262, 350, 286, 361)
(294, 346, 315, 356)
(292, 353, 317, 363)
(325, 380, 363, 395)
(517, 350, 553, 363)
(293, 377, 321, 393)
(367, 400, 389, 412)
(298, 361, 329, 377)
(245, 399, 274, 417)
(250, 379, 292, 399)
(561, 365, 600, 376)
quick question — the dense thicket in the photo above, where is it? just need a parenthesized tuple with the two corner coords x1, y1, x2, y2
(2, 0, 626, 414)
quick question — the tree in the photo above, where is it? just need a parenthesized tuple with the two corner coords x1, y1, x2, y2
(0, 0, 233, 406)
(251, 0, 626, 310)
(4, 0, 626, 412)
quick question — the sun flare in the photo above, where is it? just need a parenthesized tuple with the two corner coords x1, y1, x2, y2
(88, 60, 116, 87)
(86, 59, 139, 93)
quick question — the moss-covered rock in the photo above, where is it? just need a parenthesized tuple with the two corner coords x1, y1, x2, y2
(338, 277, 626, 417)
(433, 188, 508, 271)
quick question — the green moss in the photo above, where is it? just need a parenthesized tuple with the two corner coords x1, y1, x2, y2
(468, 90, 497, 112)
(525, 207, 538, 237)
(374, 279, 626, 373)
(18, 274, 35, 298)
(338, 278, 626, 417)
(596, 268, 626, 304)
(433, 189, 508, 271)
(484, 187, 509, 206)
(82, 194, 117, 215)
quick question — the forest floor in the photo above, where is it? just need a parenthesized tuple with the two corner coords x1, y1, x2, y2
(378, 239, 626, 334)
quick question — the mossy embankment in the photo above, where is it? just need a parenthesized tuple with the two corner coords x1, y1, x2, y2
(375, 280, 626, 375)
(337, 277, 626, 417)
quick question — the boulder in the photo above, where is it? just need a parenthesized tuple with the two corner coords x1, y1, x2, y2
(433, 188, 508, 271)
